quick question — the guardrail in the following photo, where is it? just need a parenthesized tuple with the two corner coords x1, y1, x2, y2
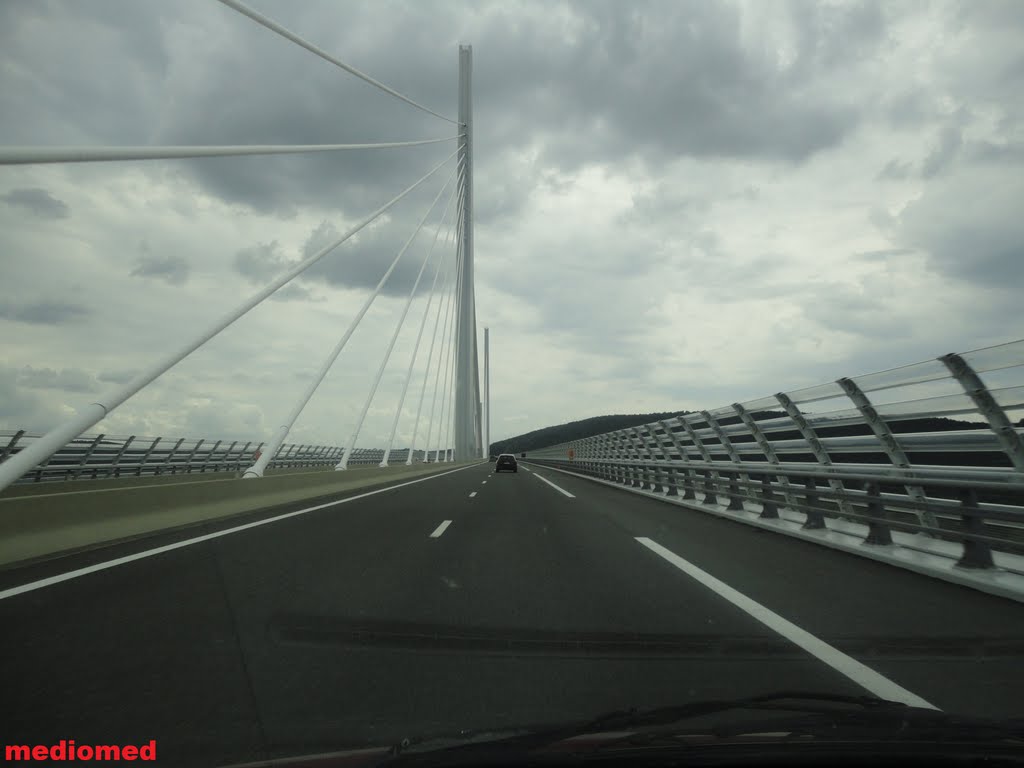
(528, 339, 1024, 569)
(0, 431, 444, 484)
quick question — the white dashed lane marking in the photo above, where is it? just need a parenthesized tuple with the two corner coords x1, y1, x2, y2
(430, 520, 453, 538)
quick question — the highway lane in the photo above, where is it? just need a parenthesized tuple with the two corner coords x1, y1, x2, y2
(2, 460, 1023, 766)
(521, 461, 1024, 716)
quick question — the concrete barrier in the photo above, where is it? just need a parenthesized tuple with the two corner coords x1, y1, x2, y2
(0, 462, 480, 568)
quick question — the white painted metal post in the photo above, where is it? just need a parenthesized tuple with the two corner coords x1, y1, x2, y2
(454, 44, 482, 462)
(483, 327, 490, 459)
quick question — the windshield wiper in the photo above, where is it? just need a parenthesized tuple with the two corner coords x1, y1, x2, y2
(387, 691, 1024, 764)
(578, 690, 918, 732)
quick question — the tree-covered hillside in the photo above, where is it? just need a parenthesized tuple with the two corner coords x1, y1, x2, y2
(489, 412, 688, 456)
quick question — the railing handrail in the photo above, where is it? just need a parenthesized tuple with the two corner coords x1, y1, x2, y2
(0, 430, 446, 485)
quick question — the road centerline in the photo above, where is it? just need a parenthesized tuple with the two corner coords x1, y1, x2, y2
(635, 536, 938, 710)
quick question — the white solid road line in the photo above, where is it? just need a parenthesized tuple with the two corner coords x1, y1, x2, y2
(430, 520, 453, 538)
(531, 472, 575, 498)
(635, 537, 938, 710)
(0, 462, 487, 602)
(469, 491, 478, 498)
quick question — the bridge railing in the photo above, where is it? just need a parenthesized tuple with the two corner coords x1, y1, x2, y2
(527, 339, 1024, 568)
(0, 430, 436, 484)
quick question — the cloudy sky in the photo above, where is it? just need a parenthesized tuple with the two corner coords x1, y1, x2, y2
(1, 0, 1022, 452)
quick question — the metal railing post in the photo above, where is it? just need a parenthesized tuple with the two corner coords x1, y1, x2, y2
(665, 464, 680, 496)
(679, 416, 722, 503)
(802, 476, 826, 530)
(656, 420, 690, 498)
(216, 441, 238, 473)
(838, 377, 936, 529)
(941, 352, 1024, 472)
(702, 471, 719, 505)
(198, 439, 222, 473)
(638, 426, 662, 491)
(702, 410, 753, 503)
(109, 435, 135, 478)
(182, 439, 205, 474)
(775, 392, 855, 520)
(136, 436, 162, 476)
(734, 403, 796, 509)
(0, 430, 25, 464)
(956, 487, 994, 569)
(759, 474, 779, 519)
(160, 438, 185, 475)
(682, 469, 697, 500)
(727, 471, 744, 510)
(72, 434, 105, 480)
(862, 481, 893, 545)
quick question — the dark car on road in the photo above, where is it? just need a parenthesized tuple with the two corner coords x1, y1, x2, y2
(495, 454, 518, 473)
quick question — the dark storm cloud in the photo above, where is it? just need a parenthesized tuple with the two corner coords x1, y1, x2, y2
(882, 90, 942, 129)
(270, 283, 317, 302)
(1, 188, 70, 219)
(800, 287, 904, 339)
(0, 0, 877, 227)
(232, 241, 316, 301)
(231, 225, 442, 301)
(0, 0, 169, 145)
(897, 170, 1024, 289)
(921, 119, 966, 178)
(854, 248, 913, 262)
(520, 0, 872, 172)
(967, 140, 1024, 165)
(877, 159, 913, 181)
(17, 366, 98, 394)
(99, 370, 137, 385)
(130, 250, 190, 286)
(234, 241, 293, 284)
(0, 364, 67, 431)
(149, 1, 460, 217)
(302, 216, 450, 298)
(0, 300, 91, 325)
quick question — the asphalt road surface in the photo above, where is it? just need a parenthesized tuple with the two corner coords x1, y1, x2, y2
(3, 461, 1024, 766)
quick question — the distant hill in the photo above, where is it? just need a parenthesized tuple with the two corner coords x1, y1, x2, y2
(489, 411, 688, 456)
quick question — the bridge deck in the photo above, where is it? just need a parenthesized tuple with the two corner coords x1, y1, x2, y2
(3, 461, 1023, 766)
